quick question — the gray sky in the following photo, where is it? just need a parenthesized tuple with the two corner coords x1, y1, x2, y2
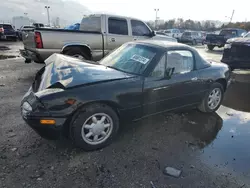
(0, 0, 249, 25)
(79, 0, 249, 22)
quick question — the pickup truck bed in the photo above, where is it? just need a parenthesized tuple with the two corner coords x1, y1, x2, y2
(21, 28, 104, 63)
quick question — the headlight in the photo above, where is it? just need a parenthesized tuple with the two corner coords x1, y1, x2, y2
(224, 43, 232, 49)
(22, 102, 32, 116)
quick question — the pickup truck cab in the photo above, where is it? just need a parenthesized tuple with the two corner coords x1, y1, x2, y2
(204, 28, 247, 50)
(0, 24, 17, 41)
(20, 14, 177, 64)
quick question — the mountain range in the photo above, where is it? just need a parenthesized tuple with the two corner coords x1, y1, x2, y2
(0, 0, 91, 26)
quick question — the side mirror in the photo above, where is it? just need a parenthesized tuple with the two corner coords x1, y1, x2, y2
(165, 67, 175, 78)
(241, 32, 247, 37)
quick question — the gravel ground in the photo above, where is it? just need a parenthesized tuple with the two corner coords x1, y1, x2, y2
(0, 42, 250, 188)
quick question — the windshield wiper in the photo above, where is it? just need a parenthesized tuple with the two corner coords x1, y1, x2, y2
(106, 66, 122, 72)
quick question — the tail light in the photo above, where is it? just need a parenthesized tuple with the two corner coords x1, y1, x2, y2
(0, 28, 4, 33)
(35, 31, 43, 49)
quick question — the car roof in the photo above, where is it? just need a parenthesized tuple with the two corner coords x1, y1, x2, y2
(222, 28, 244, 31)
(130, 40, 194, 50)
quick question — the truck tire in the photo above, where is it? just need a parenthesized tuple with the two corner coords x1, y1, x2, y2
(64, 47, 90, 60)
(70, 103, 120, 151)
(207, 45, 215, 51)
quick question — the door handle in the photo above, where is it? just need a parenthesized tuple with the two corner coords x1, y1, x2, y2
(111, 38, 116, 42)
(191, 77, 198, 81)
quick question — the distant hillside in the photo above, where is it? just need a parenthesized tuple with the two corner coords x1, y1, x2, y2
(0, 0, 91, 26)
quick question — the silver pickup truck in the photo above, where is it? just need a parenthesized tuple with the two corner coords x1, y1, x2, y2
(20, 14, 177, 63)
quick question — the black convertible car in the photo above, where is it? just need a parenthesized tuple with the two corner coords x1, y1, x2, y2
(21, 40, 231, 150)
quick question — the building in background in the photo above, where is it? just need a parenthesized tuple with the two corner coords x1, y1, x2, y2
(12, 16, 30, 29)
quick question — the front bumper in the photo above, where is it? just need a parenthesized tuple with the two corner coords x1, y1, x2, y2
(21, 89, 67, 140)
(221, 58, 250, 69)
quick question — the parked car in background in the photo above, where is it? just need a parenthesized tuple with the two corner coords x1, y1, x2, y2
(64, 23, 80, 30)
(164, 29, 182, 39)
(21, 40, 231, 150)
(179, 31, 203, 45)
(20, 14, 177, 64)
(221, 32, 250, 70)
(199, 31, 207, 44)
(204, 28, 247, 50)
(0, 24, 17, 41)
(32, 23, 45, 28)
(17, 25, 35, 40)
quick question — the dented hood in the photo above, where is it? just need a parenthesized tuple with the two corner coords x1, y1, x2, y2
(38, 54, 133, 91)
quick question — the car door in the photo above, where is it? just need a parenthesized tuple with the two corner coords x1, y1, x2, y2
(106, 17, 133, 53)
(143, 49, 201, 116)
(131, 19, 153, 41)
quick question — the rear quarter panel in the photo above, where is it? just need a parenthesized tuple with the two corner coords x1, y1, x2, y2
(196, 62, 230, 92)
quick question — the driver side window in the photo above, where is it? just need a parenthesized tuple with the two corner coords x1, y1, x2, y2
(131, 20, 151, 37)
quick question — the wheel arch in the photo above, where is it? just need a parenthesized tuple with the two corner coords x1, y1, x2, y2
(215, 78, 227, 91)
(63, 100, 121, 137)
(61, 44, 92, 59)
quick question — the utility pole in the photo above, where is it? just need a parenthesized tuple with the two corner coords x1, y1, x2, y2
(45, 6, 50, 26)
(154, 8, 159, 30)
(229, 10, 234, 23)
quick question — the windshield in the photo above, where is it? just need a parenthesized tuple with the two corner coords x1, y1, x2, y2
(99, 43, 158, 75)
(244, 32, 250, 38)
(1, 25, 13, 29)
(220, 30, 237, 36)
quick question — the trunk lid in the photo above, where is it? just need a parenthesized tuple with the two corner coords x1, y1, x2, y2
(33, 54, 134, 92)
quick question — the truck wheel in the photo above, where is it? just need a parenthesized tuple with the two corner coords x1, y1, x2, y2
(207, 45, 215, 51)
(70, 103, 119, 151)
(198, 83, 224, 113)
(64, 47, 90, 60)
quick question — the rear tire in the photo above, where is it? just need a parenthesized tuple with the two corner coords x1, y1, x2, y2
(198, 83, 224, 113)
(64, 47, 90, 60)
(207, 45, 215, 51)
(70, 103, 119, 151)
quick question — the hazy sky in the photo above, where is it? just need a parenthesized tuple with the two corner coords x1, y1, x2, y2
(80, 0, 249, 22)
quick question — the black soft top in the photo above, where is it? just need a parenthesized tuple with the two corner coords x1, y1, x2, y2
(130, 40, 211, 70)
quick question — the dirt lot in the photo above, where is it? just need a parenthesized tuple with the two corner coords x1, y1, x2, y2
(0, 42, 250, 188)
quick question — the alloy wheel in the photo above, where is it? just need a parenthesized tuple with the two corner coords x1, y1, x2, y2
(81, 113, 113, 145)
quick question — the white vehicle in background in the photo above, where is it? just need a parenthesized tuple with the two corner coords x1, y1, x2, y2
(164, 29, 182, 40)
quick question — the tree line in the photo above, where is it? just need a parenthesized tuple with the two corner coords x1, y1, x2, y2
(147, 18, 250, 32)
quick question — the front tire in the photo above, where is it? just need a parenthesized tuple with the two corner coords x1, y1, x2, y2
(70, 104, 119, 151)
(198, 83, 224, 113)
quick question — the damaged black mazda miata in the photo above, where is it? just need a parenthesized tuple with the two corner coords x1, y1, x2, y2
(21, 40, 231, 150)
